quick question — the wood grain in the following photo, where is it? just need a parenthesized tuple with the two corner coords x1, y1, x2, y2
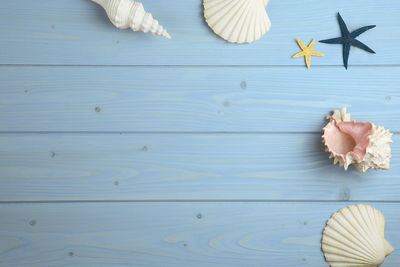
(0, 0, 398, 65)
(0, 66, 398, 132)
(1, 133, 399, 202)
(0, 202, 399, 267)
(1, 1, 400, 266)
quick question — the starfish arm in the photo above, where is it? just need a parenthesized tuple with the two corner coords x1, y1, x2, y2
(292, 51, 306, 58)
(311, 51, 325, 57)
(351, 39, 376, 54)
(351, 25, 376, 38)
(308, 38, 316, 49)
(337, 13, 350, 36)
(305, 55, 311, 69)
(343, 43, 351, 69)
(296, 39, 307, 50)
(319, 37, 346, 44)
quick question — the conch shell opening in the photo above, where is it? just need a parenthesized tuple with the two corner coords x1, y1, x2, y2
(322, 108, 392, 172)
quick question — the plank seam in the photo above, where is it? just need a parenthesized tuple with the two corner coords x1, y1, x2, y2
(0, 131, 321, 134)
(2, 200, 400, 204)
(0, 131, 398, 135)
(0, 64, 399, 68)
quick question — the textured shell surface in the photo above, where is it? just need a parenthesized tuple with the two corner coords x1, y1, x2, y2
(203, 0, 271, 43)
(322, 107, 392, 172)
(92, 0, 171, 39)
(322, 205, 394, 267)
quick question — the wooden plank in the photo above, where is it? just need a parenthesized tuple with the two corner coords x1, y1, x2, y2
(1, 133, 399, 201)
(0, 0, 399, 65)
(0, 66, 399, 132)
(0, 202, 399, 267)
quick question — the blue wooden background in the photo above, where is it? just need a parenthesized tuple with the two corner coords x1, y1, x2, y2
(0, 0, 399, 266)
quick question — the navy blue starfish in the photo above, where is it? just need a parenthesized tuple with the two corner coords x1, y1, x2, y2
(319, 13, 376, 69)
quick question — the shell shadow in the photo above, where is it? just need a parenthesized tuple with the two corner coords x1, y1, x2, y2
(312, 126, 368, 175)
(199, 1, 222, 41)
(86, 0, 114, 28)
(199, 0, 242, 44)
(85, 0, 157, 40)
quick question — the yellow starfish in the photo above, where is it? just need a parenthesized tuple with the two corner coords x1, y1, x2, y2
(293, 38, 324, 69)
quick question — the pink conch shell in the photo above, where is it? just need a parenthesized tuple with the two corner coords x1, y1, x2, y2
(322, 108, 393, 172)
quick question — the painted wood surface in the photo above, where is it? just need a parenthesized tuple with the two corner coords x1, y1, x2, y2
(1, 0, 400, 266)
(0, 0, 399, 65)
(0, 133, 399, 202)
(0, 202, 399, 267)
(0, 66, 398, 132)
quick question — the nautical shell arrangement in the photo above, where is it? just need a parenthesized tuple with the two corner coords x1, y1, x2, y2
(203, 0, 271, 43)
(91, 0, 171, 39)
(85, 3, 397, 265)
(322, 205, 394, 267)
(322, 108, 393, 172)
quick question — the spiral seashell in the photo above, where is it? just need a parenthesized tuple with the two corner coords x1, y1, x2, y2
(322, 205, 394, 267)
(203, 0, 271, 43)
(322, 107, 393, 172)
(92, 0, 171, 39)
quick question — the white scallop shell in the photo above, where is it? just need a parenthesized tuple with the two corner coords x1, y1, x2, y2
(322, 205, 394, 267)
(322, 108, 393, 172)
(203, 0, 271, 43)
(92, 0, 171, 39)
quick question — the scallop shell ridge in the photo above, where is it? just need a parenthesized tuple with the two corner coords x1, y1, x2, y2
(203, 0, 271, 43)
(322, 205, 394, 267)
